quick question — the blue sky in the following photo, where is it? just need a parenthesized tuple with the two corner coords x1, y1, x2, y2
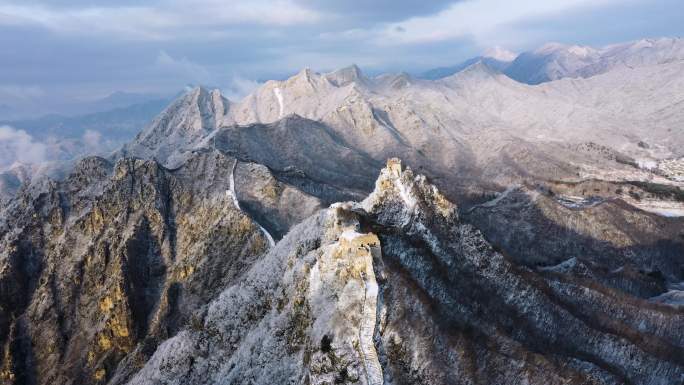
(0, 0, 682, 116)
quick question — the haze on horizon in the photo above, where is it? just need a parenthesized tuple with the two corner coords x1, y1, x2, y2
(0, 0, 683, 116)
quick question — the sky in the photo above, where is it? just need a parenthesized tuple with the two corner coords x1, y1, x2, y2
(0, 0, 682, 116)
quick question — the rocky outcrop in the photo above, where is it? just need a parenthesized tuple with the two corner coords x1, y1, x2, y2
(120, 87, 231, 168)
(0, 151, 271, 384)
(124, 202, 383, 385)
(233, 161, 322, 240)
(120, 159, 684, 385)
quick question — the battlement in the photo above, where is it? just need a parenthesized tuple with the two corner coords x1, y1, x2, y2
(386, 158, 402, 178)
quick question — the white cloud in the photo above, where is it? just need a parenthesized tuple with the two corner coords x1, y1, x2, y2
(483, 46, 517, 61)
(221, 75, 261, 101)
(0, 1, 323, 40)
(154, 50, 213, 84)
(0, 0, 672, 107)
(0, 85, 45, 100)
(361, 0, 624, 49)
(0, 126, 47, 170)
(81, 129, 102, 149)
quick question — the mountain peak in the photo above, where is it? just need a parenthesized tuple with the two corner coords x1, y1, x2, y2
(119, 86, 230, 167)
(483, 46, 517, 61)
(374, 71, 414, 90)
(325, 64, 368, 87)
(535, 42, 568, 54)
(506, 37, 684, 84)
(291, 67, 317, 82)
(533, 42, 596, 56)
(441, 60, 498, 83)
(465, 59, 497, 74)
(362, 158, 456, 224)
(159, 86, 229, 130)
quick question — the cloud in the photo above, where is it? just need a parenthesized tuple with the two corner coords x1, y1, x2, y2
(221, 76, 261, 101)
(0, 1, 323, 40)
(0, 0, 681, 117)
(0, 0, 457, 35)
(81, 129, 101, 149)
(0, 127, 117, 172)
(0, 85, 45, 100)
(294, 0, 457, 24)
(484, 46, 517, 61)
(154, 50, 213, 84)
(0, 126, 47, 170)
(373, 0, 624, 48)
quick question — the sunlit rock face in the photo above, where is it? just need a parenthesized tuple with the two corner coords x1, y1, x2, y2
(0, 151, 273, 384)
(123, 204, 382, 385)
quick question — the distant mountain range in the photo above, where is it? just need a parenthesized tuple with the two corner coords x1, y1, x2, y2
(420, 37, 684, 84)
(2, 98, 171, 141)
(419, 56, 511, 80)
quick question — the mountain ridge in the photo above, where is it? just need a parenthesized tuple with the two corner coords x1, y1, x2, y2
(505, 37, 684, 84)
(1, 36, 683, 385)
(119, 159, 684, 384)
(419, 37, 684, 84)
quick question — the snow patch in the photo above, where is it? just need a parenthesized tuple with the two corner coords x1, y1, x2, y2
(227, 159, 241, 210)
(273, 87, 284, 118)
(636, 159, 658, 170)
(227, 159, 275, 248)
(396, 178, 417, 210)
(467, 185, 518, 212)
(258, 223, 276, 248)
(641, 207, 684, 218)
(340, 229, 363, 241)
(650, 282, 684, 307)
(555, 195, 605, 210)
(484, 46, 517, 62)
(567, 45, 595, 57)
(538, 257, 578, 273)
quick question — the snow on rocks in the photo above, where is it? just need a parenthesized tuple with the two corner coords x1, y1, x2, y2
(274, 87, 285, 118)
(362, 158, 456, 226)
(226, 158, 276, 247)
(650, 282, 684, 307)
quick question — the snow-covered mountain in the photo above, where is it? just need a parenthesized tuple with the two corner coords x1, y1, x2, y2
(224, 58, 684, 188)
(115, 50, 683, 211)
(421, 38, 684, 84)
(419, 46, 516, 80)
(419, 56, 512, 80)
(505, 37, 684, 84)
(2, 37, 684, 385)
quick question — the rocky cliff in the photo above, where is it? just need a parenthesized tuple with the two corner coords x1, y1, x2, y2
(120, 160, 684, 384)
(0, 151, 277, 384)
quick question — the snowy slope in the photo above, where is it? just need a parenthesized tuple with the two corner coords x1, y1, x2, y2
(505, 37, 684, 84)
